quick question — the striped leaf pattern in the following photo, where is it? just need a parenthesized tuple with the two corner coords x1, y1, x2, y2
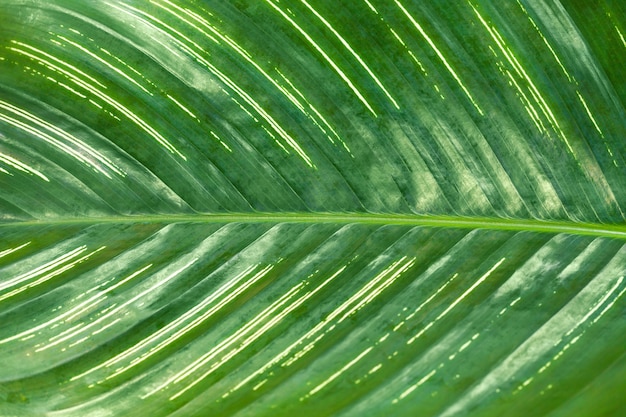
(1, 1, 625, 416)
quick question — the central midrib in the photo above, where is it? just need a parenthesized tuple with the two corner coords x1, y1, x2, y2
(3, 212, 626, 240)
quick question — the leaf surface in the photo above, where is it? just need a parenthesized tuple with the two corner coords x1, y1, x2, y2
(1, 1, 625, 416)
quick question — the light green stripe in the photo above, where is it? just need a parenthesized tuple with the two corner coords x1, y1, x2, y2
(3, 213, 626, 240)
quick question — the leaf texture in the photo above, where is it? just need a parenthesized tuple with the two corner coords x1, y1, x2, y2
(0, 0, 625, 416)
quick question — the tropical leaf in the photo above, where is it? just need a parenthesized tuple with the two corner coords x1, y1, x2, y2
(1, 0, 625, 416)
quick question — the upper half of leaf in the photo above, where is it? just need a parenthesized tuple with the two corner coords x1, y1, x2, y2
(0, 0, 625, 224)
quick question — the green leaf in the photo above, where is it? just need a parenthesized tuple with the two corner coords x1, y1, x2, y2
(1, 1, 625, 416)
